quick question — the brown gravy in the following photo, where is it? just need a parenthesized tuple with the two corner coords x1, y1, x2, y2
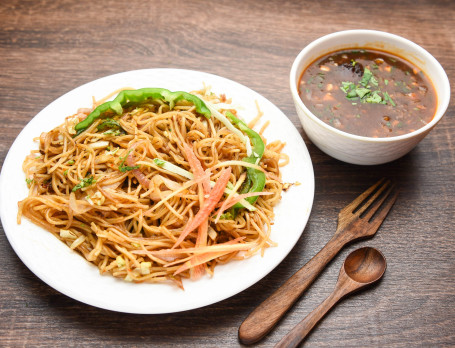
(299, 49, 437, 137)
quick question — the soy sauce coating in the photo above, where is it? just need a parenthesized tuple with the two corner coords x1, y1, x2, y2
(299, 49, 437, 137)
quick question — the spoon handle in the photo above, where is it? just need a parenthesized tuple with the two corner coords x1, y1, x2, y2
(238, 232, 349, 344)
(274, 289, 343, 348)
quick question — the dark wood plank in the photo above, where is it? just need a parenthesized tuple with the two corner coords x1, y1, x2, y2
(1, 0, 454, 347)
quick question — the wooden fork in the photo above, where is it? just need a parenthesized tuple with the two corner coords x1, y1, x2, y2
(238, 178, 398, 345)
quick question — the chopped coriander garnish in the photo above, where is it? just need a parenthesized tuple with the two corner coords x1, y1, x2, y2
(383, 91, 396, 106)
(366, 91, 383, 104)
(154, 158, 166, 166)
(25, 178, 34, 185)
(384, 79, 389, 86)
(118, 150, 140, 172)
(370, 76, 379, 87)
(119, 165, 140, 172)
(356, 88, 371, 99)
(72, 176, 96, 192)
(339, 67, 396, 106)
(360, 68, 373, 87)
(346, 89, 358, 99)
(340, 81, 355, 94)
(67, 160, 75, 165)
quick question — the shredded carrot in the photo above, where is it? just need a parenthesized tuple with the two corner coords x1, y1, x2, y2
(174, 251, 232, 276)
(170, 277, 184, 290)
(167, 240, 249, 254)
(192, 220, 208, 280)
(171, 167, 232, 249)
(183, 143, 210, 280)
(173, 238, 248, 275)
(143, 172, 210, 216)
(213, 173, 246, 223)
(132, 237, 248, 257)
(215, 191, 273, 223)
(183, 143, 211, 194)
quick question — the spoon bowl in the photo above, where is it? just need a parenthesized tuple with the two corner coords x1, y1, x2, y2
(344, 247, 386, 285)
(275, 247, 387, 348)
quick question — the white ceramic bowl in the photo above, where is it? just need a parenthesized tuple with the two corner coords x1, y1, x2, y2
(290, 30, 450, 165)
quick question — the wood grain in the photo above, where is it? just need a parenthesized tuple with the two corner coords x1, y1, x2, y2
(1, 0, 454, 347)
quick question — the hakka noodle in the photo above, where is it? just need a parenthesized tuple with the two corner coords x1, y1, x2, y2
(17, 87, 290, 289)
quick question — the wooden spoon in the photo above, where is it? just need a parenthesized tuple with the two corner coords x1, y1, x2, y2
(275, 247, 387, 348)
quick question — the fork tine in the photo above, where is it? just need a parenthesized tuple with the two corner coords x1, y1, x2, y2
(367, 186, 399, 232)
(354, 179, 392, 218)
(340, 178, 386, 216)
(362, 181, 395, 221)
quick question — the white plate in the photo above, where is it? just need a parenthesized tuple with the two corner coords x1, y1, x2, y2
(0, 69, 314, 314)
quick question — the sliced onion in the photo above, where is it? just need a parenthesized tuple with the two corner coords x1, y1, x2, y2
(125, 142, 153, 189)
(153, 175, 181, 190)
(69, 192, 93, 215)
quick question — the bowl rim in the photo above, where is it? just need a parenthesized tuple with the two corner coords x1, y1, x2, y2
(290, 29, 451, 143)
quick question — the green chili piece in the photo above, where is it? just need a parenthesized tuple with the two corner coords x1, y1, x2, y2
(226, 111, 266, 210)
(74, 88, 211, 133)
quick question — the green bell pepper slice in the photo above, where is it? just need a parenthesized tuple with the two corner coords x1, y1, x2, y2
(226, 111, 266, 209)
(74, 87, 211, 133)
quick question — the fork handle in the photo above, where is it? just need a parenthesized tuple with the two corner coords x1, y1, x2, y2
(238, 232, 349, 345)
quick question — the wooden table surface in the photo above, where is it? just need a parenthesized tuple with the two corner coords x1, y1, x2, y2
(1, 0, 454, 347)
